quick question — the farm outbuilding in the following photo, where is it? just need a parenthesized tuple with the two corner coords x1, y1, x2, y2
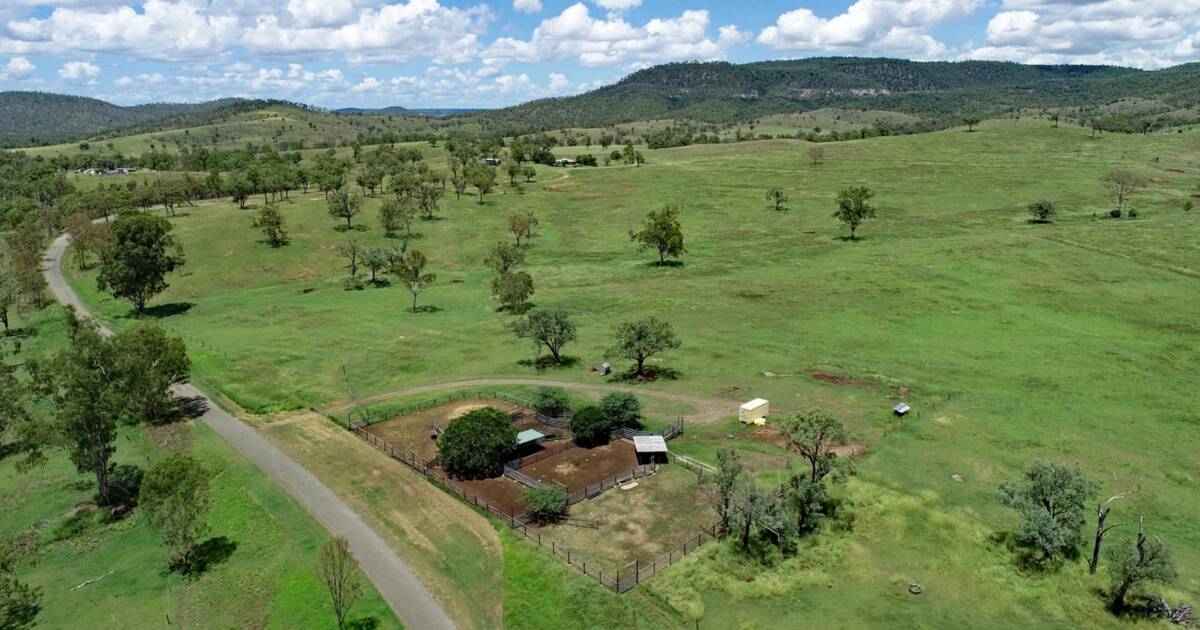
(632, 435, 669, 465)
(893, 403, 911, 416)
(516, 429, 546, 447)
(739, 398, 769, 425)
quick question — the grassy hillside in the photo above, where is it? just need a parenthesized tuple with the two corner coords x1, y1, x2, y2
(61, 119, 1200, 626)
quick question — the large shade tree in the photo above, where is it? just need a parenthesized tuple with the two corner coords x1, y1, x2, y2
(96, 213, 181, 315)
(437, 407, 517, 478)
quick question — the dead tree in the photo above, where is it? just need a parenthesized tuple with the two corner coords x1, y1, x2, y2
(1091, 488, 1137, 575)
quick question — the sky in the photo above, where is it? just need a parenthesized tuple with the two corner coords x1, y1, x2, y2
(0, 0, 1197, 109)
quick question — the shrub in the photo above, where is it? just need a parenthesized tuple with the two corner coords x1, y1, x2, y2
(1128, 208, 1139, 218)
(1027, 199, 1056, 223)
(1109, 208, 1122, 219)
(438, 407, 517, 478)
(524, 485, 568, 523)
(1184, 199, 1193, 212)
(599, 392, 642, 429)
(532, 387, 571, 418)
(571, 405, 611, 447)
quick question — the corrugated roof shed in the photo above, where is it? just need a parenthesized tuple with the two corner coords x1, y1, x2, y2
(516, 429, 546, 446)
(633, 435, 668, 453)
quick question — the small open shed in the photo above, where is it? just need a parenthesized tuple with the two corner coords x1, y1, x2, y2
(893, 403, 911, 417)
(515, 429, 546, 449)
(632, 435, 669, 465)
(739, 398, 769, 425)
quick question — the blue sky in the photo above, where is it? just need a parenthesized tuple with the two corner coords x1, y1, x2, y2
(0, 1, 1196, 108)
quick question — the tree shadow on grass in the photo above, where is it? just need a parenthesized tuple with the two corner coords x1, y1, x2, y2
(104, 463, 145, 520)
(608, 366, 681, 383)
(140, 302, 196, 319)
(517, 355, 580, 373)
(411, 305, 442, 314)
(987, 530, 1069, 575)
(182, 536, 238, 577)
(834, 235, 866, 242)
(334, 224, 369, 233)
(346, 617, 381, 630)
(644, 260, 685, 268)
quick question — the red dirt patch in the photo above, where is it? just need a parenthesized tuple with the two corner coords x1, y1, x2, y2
(746, 426, 868, 459)
(811, 371, 875, 388)
(1167, 168, 1186, 174)
(453, 475, 529, 515)
(521, 440, 640, 492)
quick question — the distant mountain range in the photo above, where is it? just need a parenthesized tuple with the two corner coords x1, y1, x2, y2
(4, 57, 1199, 147)
(335, 106, 486, 117)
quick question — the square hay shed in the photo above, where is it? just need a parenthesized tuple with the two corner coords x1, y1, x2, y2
(633, 435, 669, 465)
(739, 398, 769, 425)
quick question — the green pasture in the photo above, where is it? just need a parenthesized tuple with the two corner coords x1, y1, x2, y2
(63, 118, 1200, 627)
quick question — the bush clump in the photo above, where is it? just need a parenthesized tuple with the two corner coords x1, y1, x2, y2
(599, 392, 643, 429)
(523, 485, 568, 524)
(532, 387, 571, 418)
(570, 405, 611, 447)
(438, 407, 517, 478)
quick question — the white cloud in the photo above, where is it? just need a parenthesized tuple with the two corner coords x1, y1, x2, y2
(286, 0, 357, 27)
(486, 3, 747, 68)
(114, 72, 166, 86)
(58, 60, 100, 80)
(758, 0, 983, 58)
(2, 56, 35, 78)
(547, 72, 568, 91)
(513, 0, 542, 14)
(594, 0, 641, 10)
(8, 0, 240, 62)
(964, 0, 1200, 68)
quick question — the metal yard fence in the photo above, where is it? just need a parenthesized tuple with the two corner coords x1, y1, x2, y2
(347, 388, 572, 434)
(565, 465, 657, 506)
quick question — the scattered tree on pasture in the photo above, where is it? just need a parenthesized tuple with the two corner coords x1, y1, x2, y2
(110, 322, 190, 424)
(532, 387, 572, 418)
(362, 246, 404, 286)
(1101, 171, 1147, 218)
(0, 256, 25, 335)
(327, 188, 364, 230)
(1107, 517, 1176, 614)
(521, 165, 537, 183)
(96, 213, 181, 315)
(379, 197, 417, 238)
(1091, 488, 1138, 575)
(253, 203, 289, 247)
(417, 179, 444, 220)
(336, 240, 365, 289)
(599, 392, 642, 429)
(712, 447, 742, 534)
(0, 368, 30, 451)
(508, 212, 538, 247)
(765, 188, 789, 212)
(140, 453, 211, 573)
(832, 186, 876, 240)
(316, 536, 363, 630)
(808, 146, 825, 165)
(24, 314, 191, 508)
(778, 408, 853, 484)
(964, 117, 981, 132)
(228, 172, 254, 209)
(608, 316, 681, 377)
(632, 205, 685, 266)
(437, 407, 517, 478)
(495, 271, 534, 312)
(785, 467, 829, 537)
(1027, 200, 1057, 224)
(570, 405, 611, 447)
(450, 173, 468, 201)
(524, 485, 568, 524)
(730, 476, 773, 551)
(484, 242, 525, 276)
(997, 461, 1098, 561)
(503, 156, 521, 186)
(512, 309, 577, 366)
(470, 166, 496, 205)
(391, 249, 436, 313)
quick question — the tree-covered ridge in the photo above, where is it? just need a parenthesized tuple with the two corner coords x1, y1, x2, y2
(0, 92, 250, 147)
(463, 58, 1200, 133)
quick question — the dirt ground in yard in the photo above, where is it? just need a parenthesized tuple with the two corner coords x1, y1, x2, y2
(522, 440, 640, 492)
(540, 464, 715, 573)
(452, 475, 530, 515)
(364, 398, 524, 460)
(746, 425, 869, 458)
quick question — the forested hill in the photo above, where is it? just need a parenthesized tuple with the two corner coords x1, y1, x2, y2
(465, 58, 1200, 133)
(0, 92, 245, 146)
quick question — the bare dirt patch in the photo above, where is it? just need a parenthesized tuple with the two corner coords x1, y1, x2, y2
(364, 398, 523, 460)
(811, 371, 876, 388)
(746, 425, 869, 459)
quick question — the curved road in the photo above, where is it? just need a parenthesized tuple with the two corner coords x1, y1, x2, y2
(325, 378, 740, 423)
(44, 233, 456, 630)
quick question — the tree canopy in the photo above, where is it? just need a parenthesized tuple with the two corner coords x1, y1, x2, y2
(998, 461, 1098, 561)
(632, 204, 685, 265)
(96, 212, 181, 315)
(437, 407, 517, 478)
(608, 316, 681, 377)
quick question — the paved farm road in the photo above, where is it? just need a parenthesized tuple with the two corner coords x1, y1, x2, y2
(44, 232, 457, 630)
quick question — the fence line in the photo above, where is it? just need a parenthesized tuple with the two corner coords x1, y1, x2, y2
(565, 465, 657, 506)
(504, 440, 575, 470)
(350, 425, 630, 593)
(346, 388, 573, 433)
(672, 453, 717, 475)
